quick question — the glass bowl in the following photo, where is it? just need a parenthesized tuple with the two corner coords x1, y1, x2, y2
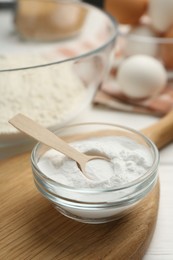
(31, 123, 159, 224)
(116, 24, 173, 79)
(0, 0, 117, 156)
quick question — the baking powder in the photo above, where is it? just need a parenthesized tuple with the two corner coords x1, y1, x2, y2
(38, 136, 152, 188)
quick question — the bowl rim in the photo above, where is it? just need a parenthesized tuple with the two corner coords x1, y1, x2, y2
(0, 1, 118, 72)
(31, 122, 159, 194)
(126, 33, 173, 44)
(120, 25, 173, 44)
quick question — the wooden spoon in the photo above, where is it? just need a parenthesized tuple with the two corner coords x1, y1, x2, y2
(9, 113, 108, 178)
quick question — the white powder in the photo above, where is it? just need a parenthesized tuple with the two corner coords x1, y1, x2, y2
(0, 55, 86, 134)
(38, 136, 153, 189)
(37, 136, 154, 221)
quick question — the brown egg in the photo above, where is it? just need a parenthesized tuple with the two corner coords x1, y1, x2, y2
(160, 25, 173, 70)
(15, 0, 87, 41)
(104, 0, 148, 25)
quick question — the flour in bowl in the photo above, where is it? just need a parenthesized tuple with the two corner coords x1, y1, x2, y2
(0, 55, 86, 134)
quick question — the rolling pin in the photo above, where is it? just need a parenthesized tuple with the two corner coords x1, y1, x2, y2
(142, 109, 173, 149)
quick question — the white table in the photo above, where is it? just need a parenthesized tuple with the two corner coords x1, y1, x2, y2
(73, 104, 173, 260)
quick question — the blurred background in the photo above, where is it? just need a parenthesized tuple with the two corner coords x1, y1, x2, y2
(1, 0, 173, 147)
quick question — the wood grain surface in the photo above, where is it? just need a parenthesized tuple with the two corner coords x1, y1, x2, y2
(0, 152, 159, 260)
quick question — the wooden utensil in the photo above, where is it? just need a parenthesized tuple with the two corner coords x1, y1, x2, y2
(1, 110, 173, 259)
(9, 113, 108, 178)
(141, 109, 173, 149)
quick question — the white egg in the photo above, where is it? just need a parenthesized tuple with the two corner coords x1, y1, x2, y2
(117, 55, 167, 99)
(126, 25, 158, 56)
(148, 0, 173, 32)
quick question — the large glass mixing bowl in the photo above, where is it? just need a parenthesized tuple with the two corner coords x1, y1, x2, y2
(0, 0, 118, 158)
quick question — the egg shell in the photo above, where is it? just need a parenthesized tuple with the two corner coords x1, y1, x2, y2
(160, 26, 173, 70)
(148, 0, 173, 32)
(117, 55, 167, 99)
(15, 1, 87, 40)
(126, 25, 158, 56)
(105, 0, 148, 25)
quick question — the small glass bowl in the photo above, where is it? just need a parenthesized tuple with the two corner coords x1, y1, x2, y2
(31, 123, 159, 224)
(116, 25, 173, 78)
(126, 35, 173, 73)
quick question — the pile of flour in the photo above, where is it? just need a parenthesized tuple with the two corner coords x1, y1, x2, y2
(38, 136, 153, 189)
(0, 55, 86, 134)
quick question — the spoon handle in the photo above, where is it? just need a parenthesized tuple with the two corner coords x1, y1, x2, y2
(9, 114, 87, 163)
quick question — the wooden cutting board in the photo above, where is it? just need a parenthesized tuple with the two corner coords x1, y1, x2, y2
(1, 111, 173, 260)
